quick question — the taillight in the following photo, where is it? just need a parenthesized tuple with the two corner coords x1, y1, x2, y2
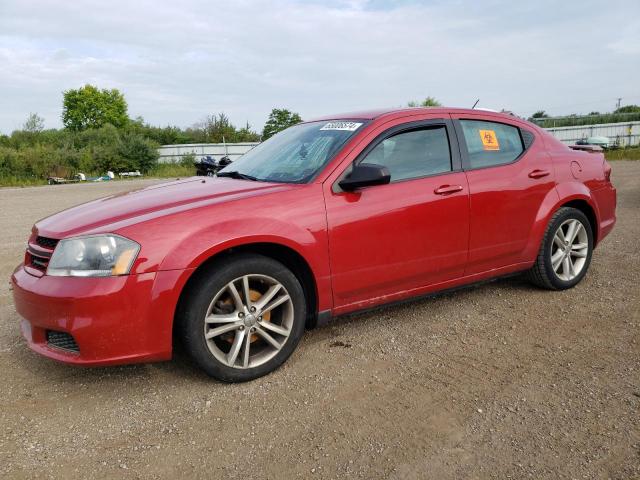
(603, 161, 612, 182)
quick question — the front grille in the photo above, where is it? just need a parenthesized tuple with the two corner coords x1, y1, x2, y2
(46, 330, 80, 353)
(26, 236, 58, 272)
(36, 236, 59, 250)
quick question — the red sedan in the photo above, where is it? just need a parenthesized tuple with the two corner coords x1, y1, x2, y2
(11, 108, 616, 382)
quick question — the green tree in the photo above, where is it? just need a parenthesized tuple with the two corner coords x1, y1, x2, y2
(62, 85, 129, 131)
(236, 122, 261, 142)
(76, 123, 121, 149)
(201, 113, 237, 143)
(262, 108, 302, 140)
(407, 97, 442, 107)
(531, 110, 549, 119)
(614, 104, 640, 114)
(184, 113, 261, 143)
(23, 113, 45, 133)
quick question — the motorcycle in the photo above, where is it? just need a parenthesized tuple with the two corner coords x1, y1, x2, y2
(195, 156, 233, 176)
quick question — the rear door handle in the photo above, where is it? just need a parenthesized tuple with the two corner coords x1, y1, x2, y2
(528, 169, 550, 179)
(434, 184, 463, 195)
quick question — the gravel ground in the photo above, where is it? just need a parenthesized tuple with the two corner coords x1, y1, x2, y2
(0, 164, 638, 480)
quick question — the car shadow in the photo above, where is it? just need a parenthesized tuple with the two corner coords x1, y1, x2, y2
(17, 341, 214, 386)
(316, 274, 534, 331)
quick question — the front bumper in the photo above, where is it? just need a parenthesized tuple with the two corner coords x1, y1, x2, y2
(11, 265, 187, 366)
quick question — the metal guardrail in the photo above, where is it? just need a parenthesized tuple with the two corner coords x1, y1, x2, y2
(547, 134, 640, 146)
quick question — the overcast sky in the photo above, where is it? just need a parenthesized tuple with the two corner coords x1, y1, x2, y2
(1, 0, 639, 134)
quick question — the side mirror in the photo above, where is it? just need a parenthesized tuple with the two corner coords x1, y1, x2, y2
(338, 163, 391, 191)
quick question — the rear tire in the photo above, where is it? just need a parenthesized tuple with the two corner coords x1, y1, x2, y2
(526, 207, 593, 290)
(177, 254, 306, 382)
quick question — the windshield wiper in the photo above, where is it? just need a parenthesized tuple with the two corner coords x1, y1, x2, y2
(216, 171, 259, 181)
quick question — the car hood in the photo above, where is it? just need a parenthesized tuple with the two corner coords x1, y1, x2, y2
(35, 177, 296, 238)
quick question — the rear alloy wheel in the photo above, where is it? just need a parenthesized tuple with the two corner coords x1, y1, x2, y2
(526, 207, 593, 290)
(550, 218, 589, 281)
(178, 254, 306, 382)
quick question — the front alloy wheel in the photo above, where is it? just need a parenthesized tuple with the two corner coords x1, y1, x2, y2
(204, 274, 294, 369)
(178, 254, 306, 382)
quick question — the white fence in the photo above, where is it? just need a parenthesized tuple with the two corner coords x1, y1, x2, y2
(158, 143, 259, 163)
(544, 121, 640, 147)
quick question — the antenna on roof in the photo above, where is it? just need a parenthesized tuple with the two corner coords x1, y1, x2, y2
(471, 99, 480, 109)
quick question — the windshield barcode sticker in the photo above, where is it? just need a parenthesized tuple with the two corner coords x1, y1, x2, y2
(320, 122, 363, 131)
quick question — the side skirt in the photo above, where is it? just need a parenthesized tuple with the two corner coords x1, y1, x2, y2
(315, 261, 532, 326)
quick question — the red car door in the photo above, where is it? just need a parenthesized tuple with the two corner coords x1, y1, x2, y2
(450, 113, 555, 275)
(323, 117, 470, 313)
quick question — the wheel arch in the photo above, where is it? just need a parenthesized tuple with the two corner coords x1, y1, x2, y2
(173, 241, 321, 344)
(524, 183, 601, 263)
(558, 198, 598, 245)
(552, 181, 601, 243)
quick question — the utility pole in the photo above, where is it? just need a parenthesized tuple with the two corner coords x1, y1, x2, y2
(616, 97, 622, 110)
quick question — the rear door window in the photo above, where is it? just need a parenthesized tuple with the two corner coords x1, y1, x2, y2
(459, 120, 524, 169)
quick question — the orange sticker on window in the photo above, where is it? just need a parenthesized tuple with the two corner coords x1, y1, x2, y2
(479, 129, 500, 151)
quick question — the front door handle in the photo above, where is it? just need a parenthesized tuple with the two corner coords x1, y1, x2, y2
(434, 184, 463, 195)
(528, 169, 550, 179)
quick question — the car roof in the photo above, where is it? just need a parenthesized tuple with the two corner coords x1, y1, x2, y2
(308, 107, 523, 123)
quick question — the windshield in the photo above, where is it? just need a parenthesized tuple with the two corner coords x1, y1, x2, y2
(218, 120, 366, 183)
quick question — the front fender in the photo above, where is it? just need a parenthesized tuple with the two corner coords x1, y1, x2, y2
(156, 216, 333, 313)
(159, 217, 319, 271)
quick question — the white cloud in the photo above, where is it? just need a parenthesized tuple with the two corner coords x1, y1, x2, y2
(0, 0, 639, 134)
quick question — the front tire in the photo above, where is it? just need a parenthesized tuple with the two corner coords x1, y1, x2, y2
(526, 207, 593, 290)
(177, 254, 306, 382)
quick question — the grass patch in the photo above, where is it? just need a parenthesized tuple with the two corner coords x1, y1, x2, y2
(0, 163, 196, 187)
(147, 163, 197, 178)
(0, 176, 48, 187)
(0, 162, 198, 187)
(605, 147, 640, 161)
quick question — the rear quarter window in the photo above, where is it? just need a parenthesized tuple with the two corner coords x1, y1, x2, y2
(460, 120, 524, 169)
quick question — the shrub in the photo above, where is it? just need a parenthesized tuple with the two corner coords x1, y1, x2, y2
(180, 152, 197, 167)
(118, 133, 159, 173)
(92, 143, 123, 173)
(0, 106, 263, 184)
(0, 147, 20, 178)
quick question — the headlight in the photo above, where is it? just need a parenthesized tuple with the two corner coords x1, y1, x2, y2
(47, 235, 140, 277)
